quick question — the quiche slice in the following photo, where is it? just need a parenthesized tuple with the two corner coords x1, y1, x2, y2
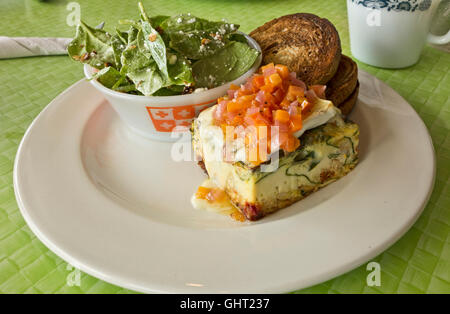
(192, 106, 359, 221)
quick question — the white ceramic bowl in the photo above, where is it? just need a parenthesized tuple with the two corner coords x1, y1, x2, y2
(84, 34, 262, 142)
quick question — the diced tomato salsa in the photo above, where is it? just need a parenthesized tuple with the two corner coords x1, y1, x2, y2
(195, 186, 226, 203)
(213, 63, 325, 165)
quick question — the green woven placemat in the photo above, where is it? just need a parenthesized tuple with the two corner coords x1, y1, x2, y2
(0, 0, 448, 294)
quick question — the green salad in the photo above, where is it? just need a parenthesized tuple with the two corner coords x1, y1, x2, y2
(68, 2, 260, 96)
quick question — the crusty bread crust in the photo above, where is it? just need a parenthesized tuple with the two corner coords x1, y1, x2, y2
(338, 81, 359, 116)
(197, 160, 208, 175)
(250, 13, 342, 85)
(326, 55, 358, 107)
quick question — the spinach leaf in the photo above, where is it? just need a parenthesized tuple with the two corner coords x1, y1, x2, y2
(167, 51, 193, 85)
(160, 14, 238, 33)
(115, 28, 129, 45)
(121, 28, 149, 73)
(141, 21, 169, 79)
(166, 30, 225, 60)
(128, 64, 166, 96)
(161, 14, 238, 60)
(115, 84, 140, 93)
(126, 25, 139, 46)
(118, 19, 141, 29)
(111, 35, 126, 70)
(226, 33, 247, 43)
(152, 85, 185, 96)
(149, 15, 170, 28)
(120, 29, 170, 96)
(192, 41, 259, 88)
(93, 66, 124, 88)
(136, 2, 170, 78)
(93, 66, 138, 93)
(121, 36, 147, 77)
(139, 20, 193, 87)
(68, 21, 117, 69)
(135, 5, 190, 88)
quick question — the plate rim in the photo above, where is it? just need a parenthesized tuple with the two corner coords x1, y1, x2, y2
(13, 72, 436, 294)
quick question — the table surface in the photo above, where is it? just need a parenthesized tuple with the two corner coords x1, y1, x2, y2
(0, 0, 449, 294)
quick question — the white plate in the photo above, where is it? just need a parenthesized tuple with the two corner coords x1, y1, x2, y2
(14, 70, 435, 293)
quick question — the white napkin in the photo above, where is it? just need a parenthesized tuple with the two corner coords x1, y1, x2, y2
(0, 37, 72, 59)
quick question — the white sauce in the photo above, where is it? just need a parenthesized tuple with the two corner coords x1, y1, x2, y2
(293, 100, 340, 138)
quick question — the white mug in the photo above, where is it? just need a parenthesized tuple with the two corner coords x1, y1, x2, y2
(347, 0, 450, 68)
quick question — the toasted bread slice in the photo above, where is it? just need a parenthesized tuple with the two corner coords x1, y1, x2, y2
(338, 81, 359, 116)
(326, 55, 358, 107)
(250, 13, 341, 85)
